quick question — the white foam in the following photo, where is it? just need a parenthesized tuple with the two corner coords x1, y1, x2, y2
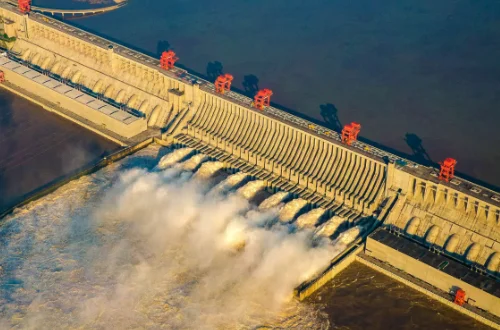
(181, 153, 208, 171)
(259, 191, 290, 210)
(157, 147, 193, 169)
(0, 146, 332, 329)
(237, 180, 266, 200)
(295, 208, 326, 229)
(210, 172, 248, 196)
(193, 161, 224, 179)
(279, 198, 308, 223)
(335, 225, 364, 245)
(314, 215, 347, 239)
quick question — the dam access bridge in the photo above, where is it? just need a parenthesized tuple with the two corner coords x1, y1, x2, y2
(0, 1, 498, 326)
(3, 0, 127, 19)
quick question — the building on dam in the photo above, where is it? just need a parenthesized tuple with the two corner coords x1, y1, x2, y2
(0, 1, 498, 327)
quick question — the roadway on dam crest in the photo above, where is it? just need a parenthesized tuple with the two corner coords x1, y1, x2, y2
(0, 88, 120, 213)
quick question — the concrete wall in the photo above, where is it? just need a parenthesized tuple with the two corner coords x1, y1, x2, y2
(185, 90, 387, 214)
(365, 237, 500, 317)
(295, 244, 364, 301)
(0, 7, 189, 129)
(357, 256, 500, 330)
(385, 168, 500, 273)
(2, 64, 147, 138)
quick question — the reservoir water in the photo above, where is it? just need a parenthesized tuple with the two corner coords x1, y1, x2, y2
(39, 0, 500, 188)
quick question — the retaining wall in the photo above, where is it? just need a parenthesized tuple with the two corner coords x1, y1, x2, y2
(1, 60, 147, 138)
(357, 256, 500, 330)
(365, 236, 500, 317)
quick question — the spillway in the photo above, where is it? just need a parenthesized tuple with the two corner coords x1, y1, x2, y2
(295, 208, 326, 229)
(210, 172, 249, 196)
(158, 147, 193, 169)
(237, 180, 266, 200)
(193, 161, 224, 180)
(259, 191, 291, 210)
(279, 198, 308, 223)
(181, 153, 208, 171)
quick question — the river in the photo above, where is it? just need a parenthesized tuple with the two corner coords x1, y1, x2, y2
(1, 0, 498, 328)
(0, 88, 119, 213)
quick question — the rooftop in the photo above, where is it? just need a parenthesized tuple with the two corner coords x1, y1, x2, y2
(0, 55, 141, 125)
(370, 228, 500, 298)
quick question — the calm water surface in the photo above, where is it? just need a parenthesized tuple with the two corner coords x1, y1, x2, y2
(308, 262, 490, 330)
(0, 89, 119, 212)
(39, 0, 500, 187)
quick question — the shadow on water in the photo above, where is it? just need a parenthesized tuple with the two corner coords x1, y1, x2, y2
(320, 103, 342, 132)
(206, 61, 223, 82)
(242, 74, 259, 97)
(156, 40, 171, 57)
(404, 133, 433, 166)
(62, 23, 500, 193)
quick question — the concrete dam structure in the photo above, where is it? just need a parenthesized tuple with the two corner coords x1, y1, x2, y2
(0, 2, 498, 326)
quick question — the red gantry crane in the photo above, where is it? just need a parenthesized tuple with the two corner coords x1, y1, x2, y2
(18, 0, 31, 13)
(454, 289, 466, 306)
(0, 71, 5, 83)
(160, 50, 178, 70)
(215, 74, 234, 94)
(253, 88, 273, 110)
(439, 158, 457, 182)
(341, 122, 361, 145)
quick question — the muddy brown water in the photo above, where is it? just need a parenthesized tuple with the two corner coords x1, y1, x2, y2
(307, 262, 491, 330)
(0, 88, 120, 213)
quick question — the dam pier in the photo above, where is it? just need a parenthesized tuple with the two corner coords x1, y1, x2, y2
(0, 1, 499, 327)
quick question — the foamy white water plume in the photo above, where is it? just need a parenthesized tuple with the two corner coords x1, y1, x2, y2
(279, 198, 308, 223)
(314, 215, 348, 239)
(295, 208, 326, 229)
(157, 147, 193, 169)
(193, 161, 224, 180)
(181, 153, 208, 171)
(237, 180, 266, 200)
(209, 172, 248, 196)
(259, 191, 290, 210)
(0, 146, 332, 329)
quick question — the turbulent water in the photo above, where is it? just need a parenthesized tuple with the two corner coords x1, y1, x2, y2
(296, 208, 326, 229)
(193, 161, 224, 180)
(259, 191, 291, 210)
(279, 198, 308, 223)
(0, 146, 366, 329)
(237, 180, 266, 200)
(157, 147, 193, 169)
(210, 172, 248, 196)
(181, 153, 208, 171)
(314, 216, 348, 239)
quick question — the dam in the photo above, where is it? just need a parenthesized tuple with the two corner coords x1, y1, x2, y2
(0, 1, 498, 327)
